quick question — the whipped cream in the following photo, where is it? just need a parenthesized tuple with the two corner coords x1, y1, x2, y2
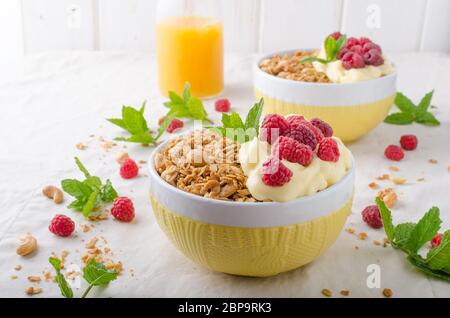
(313, 48, 394, 84)
(238, 137, 352, 202)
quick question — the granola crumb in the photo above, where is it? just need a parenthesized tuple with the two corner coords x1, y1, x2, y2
(321, 288, 333, 297)
(340, 290, 350, 296)
(377, 174, 390, 181)
(377, 188, 397, 208)
(14, 264, 22, 271)
(358, 232, 368, 241)
(115, 151, 129, 163)
(392, 177, 407, 185)
(368, 182, 379, 189)
(25, 286, 42, 296)
(373, 240, 381, 246)
(382, 288, 393, 298)
(100, 141, 116, 151)
(81, 224, 90, 232)
(85, 237, 98, 249)
(27, 275, 41, 283)
(389, 166, 399, 172)
(383, 237, 390, 247)
(76, 143, 87, 150)
(447, 166, 450, 172)
(139, 160, 147, 164)
(429, 159, 438, 164)
(43, 272, 53, 282)
(11, 275, 18, 280)
(345, 228, 355, 234)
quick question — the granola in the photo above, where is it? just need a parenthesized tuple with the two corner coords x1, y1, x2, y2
(154, 130, 260, 202)
(259, 50, 331, 83)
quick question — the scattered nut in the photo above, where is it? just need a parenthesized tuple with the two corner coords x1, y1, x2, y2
(321, 289, 332, 297)
(345, 228, 355, 234)
(14, 264, 22, 271)
(11, 275, 18, 280)
(81, 224, 90, 232)
(16, 234, 37, 256)
(389, 166, 399, 172)
(115, 151, 129, 164)
(382, 288, 393, 298)
(27, 275, 41, 283)
(85, 237, 98, 249)
(377, 188, 397, 208)
(76, 143, 87, 150)
(42, 185, 64, 204)
(340, 290, 350, 296)
(429, 159, 438, 164)
(25, 286, 42, 296)
(392, 177, 407, 185)
(377, 174, 390, 181)
(368, 182, 379, 189)
(447, 166, 450, 172)
(358, 232, 368, 241)
(373, 240, 381, 246)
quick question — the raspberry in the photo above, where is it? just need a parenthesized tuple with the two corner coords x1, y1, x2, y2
(166, 118, 184, 133)
(49, 214, 75, 237)
(287, 115, 323, 142)
(342, 52, 365, 70)
(384, 145, 404, 161)
(361, 205, 382, 229)
(284, 123, 318, 150)
(310, 118, 333, 137)
(260, 114, 290, 144)
(111, 197, 135, 222)
(272, 136, 314, 166)
(329, 32, 342, 40)
(363, 49, 384, 66)
(317, 137, 340, 162)
(400, 134, 418, 151)
(362, 42, 381, 54)
(431, 233, 443, 248)
(214, 98, 231, 112)
(337, 47, 349, 60)
(359, 37, 372, 46)
(345, 37, 360, 49)
(349, 44, 364, 55)
(120, 158, 139, 179)
(261, 157, 293, 187)
(286, 115, 305, 126)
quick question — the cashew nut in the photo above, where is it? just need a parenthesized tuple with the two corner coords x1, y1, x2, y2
(16, 234, 38, 256)
(115, 151, 129, 164)
(42, 185, 64, 204)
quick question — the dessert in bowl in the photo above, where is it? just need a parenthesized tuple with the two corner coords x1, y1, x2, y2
(148, 114, 355, 277)
(254, 32, 397, 142)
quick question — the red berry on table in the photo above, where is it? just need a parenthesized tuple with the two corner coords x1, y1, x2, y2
(166, 118, 184, 133)
(214, 98, 231, 112)
(120, 158, 139, 179)
(111, 197, 135, 222)
(317, 137, 340, 162)
(345, 37, 360, 49)
(49, 214, 75, 237)
(284, 123, 318, 150)
(272, 136, 314, 166)
(329, 31, 342, 40)
(363, 49, 384, 66)
(342, 52, 365, 70)
(310, 118, 333, 137)
(431, 233, 443, 248)
(361, 205, 383, 229)
(384, 145, 404, 161)
(259, 114, 290, 144)
(400, 134, 418, 151)
(261, 157, 293, 187)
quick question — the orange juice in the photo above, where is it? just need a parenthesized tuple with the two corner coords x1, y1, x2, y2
(156, 16, 223, 98)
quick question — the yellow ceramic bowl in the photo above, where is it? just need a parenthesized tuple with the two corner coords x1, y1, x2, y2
(254, 51, 397, 142)
(148, 139, 355, 277)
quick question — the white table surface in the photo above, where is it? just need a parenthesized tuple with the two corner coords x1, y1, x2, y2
(0, 52, 449, 298)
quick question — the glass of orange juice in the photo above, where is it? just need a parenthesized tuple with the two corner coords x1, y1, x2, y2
(156, 0, 223, 98)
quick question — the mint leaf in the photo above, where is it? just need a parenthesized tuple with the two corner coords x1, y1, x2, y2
(244, 99, 264, 136)
(335, 34, 347, 55)
(155, 114, 175, 141)
(68, 199, 86, 212)
(168, 91, 184, 105)
(416, 90, 434, 115)
(393, 223, 416, 247)
(416, 112, 440, 126)
(426, 231, 450, 274)
(384, 112, 415, 125)
(324, 36, 336, 61)
(394, 92, 416, 114)
(115, 133, 155, 144)
(407, 256, 450, 281)
(61, 179, 92, 199)
(187, 97, 208, 121)
(99, 179, 118, 203)
(300, 57, 329, 64)
(82, 190, 99, 217)
(83, 259, 118, 286)
(49, 257, 74, 298)
(107, 118, 127, 130)
(376, 198, 395, 243)
(405, 207, 441, 253)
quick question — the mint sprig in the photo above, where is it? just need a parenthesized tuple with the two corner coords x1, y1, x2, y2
(107, 101, 173, 145)
(301, 34, 347, 65)
(61, 157, 118, 217)
(164, 82, 213, 124)
(209, 98, 264, 143)
(376, 198, 450, 281)
(384, 91, 440, 126)
(49, 258, 117, 298)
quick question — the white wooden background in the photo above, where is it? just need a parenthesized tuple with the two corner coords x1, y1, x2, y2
(1, 0, 449, 60)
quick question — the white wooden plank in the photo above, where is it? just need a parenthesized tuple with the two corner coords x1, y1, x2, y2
(98, 0, 157, 51)
(260, 0, 343, 53)
(342, 0, 427, 53)
(21, 0, 96, 53)
(221, 0, 260, 53)
(420, 0, 450, 52)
